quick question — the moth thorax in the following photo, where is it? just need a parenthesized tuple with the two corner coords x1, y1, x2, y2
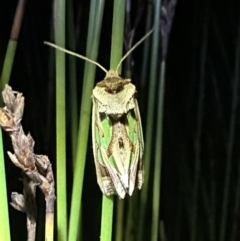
(97, 77, 131, 94)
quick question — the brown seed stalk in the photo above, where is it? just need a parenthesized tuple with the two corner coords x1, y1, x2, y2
(0, 85, 56, 241)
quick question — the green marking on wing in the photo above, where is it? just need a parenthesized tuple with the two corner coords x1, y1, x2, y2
(95, 112, 113, 167)
(137, 118, 144, 158)
(99, 113, 112, 149)
(126, 110, 138, 145)
(126, 109, 141, 167)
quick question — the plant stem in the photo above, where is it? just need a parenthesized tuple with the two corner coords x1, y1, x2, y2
(54, 0, 67, 239)
(0, 0, 27, 92)
(101, 196, 114, 241)
(138, 0, 161, 240)
(230, 156, 240, 241)
(115, 200, 124, 241)
(125, 194, 137, 241)
(191, 3, 209, 240)
(67, 0, 78, 163)
(220, 15, 240, 241)
(151, 61, 165, 241)
(0, 130, 11, 241)
(140, 3, 153, 108)
(0, 1, 27, 240)
(101, 0, 125, 240)
(68, 1, 105, 240)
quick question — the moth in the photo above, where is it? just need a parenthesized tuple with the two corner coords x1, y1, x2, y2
(45, 29, 153, 199)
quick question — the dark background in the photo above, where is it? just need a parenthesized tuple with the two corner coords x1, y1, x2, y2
(1, 0, 240, 240)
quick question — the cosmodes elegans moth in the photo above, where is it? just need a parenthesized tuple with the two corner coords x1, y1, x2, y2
(45, 29, 153, 199)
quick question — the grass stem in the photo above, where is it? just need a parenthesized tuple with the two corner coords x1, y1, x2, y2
(138, 0, 161, 239)
(54, 0, 67, 239)
(100, 0, 125, 240)
(0, 1, 27, 240)
(68, 1, 105, 240)
(151, 61, 165, 241)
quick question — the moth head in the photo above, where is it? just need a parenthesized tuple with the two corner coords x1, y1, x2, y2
(105, 70, 118, 79)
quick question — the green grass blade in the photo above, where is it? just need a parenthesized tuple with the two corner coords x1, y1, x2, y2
(115, 200, 124, 241)
(80, 0, 98, 99)
(138, 0, 161, 240)
(67, 0, 78, 163)
(0, 0, 27, 91)
(100, 1, 125, 240)
(220, 15, 240, 241)
(124, 194, 138, 241)
(0, 130, 11, 241)
(68, 1, 105, 240)
(151, 61, 165, 241)
(0, 41, 17, 91)
(54, 0, 67, 239)
(110, 0, 125, 71)
(140, 3, 153, 99)
(101, 196, 114, 241)
(0, 1, 27, 240)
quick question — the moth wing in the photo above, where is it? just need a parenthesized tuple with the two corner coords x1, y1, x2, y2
(134, 99, 144, 151)
(126, 99, 144, 195)
(129, 142, 140, 195)
(133, 99, 144, 189)
(92, 98, 115, 196)
(100, 148, 127, 199)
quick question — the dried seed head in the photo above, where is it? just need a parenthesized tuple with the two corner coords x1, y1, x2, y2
(0, 108, 15, 131)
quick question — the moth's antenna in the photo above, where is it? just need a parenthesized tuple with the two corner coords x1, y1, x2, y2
(115, 29, 154, 73)
(44, 41, 108, 74)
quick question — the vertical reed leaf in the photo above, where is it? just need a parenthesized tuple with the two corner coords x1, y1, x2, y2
(54, 0, 67, 239)
(0, 42, 17, 92)
(191, 3, 209, 240)
(0, 130, 10, 241)
(124, 194, 137, 241)
(138, 0, 161, 240)
(68, 1, 105, 240)
(0, 0, 27, 92)
(151, 1, 177, 240)
(67, 0, 78, 162)
(151, 61, 165, 241)
(115, 201, 124, 241)
(0, 1, 27, 240)
(220, 14, 240, 241)
(100, 0, 125, 240)
(140, 3, 153, 101)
